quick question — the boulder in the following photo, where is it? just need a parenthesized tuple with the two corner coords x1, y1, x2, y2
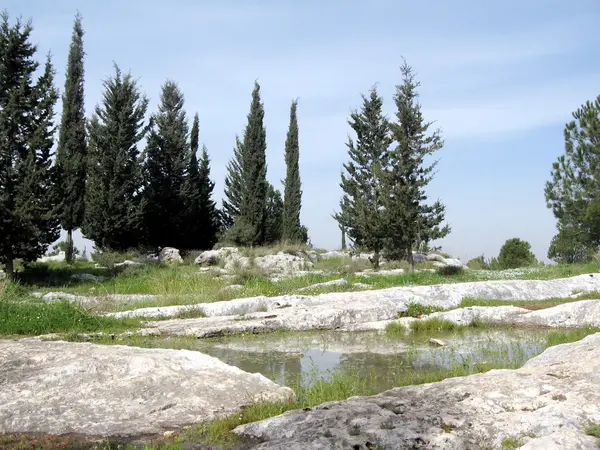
(234, 333, 600, 449)
(254, 252, 312, 274)
(158, 247, 183, 264)
(0, 270, 5, 281)
(296, 278, 348, 292)
(114, 260, 144, 268)
(0, 340, 293, 438)
(70, 273, 109, 282)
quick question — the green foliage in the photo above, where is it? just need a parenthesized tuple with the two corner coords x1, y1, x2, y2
(282, 99, 305, 243)
(583, 420, 600, 439)
(547, 226, 595, 264)
(264, 182, 284, 244)
(545, 95, 600, 250)
(221, 135, 244, 229)
(545, 326, 600, 347)
(467, 255, 490, 270)
(50, 240, 80, 257)
(410, 318, 469, 332)
(436, 265, 464, 276)
(237, 81, 269, 246)
(142, 80, 189, 249)
(180, 113, 219, 250)
(82, 64, 149, 251)
(0, 12, 61, 276)
(497, 237, 537, 269)
(55, 13, 87, 263)
(383, 60, 450, 264)
(399, 302, 445, 318)
(501, 437, 524, 450)
(335, 86, 392, 268)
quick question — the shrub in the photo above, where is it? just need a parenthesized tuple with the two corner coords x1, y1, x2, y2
(497, 238, 537, 269)
(436, 265, 464, 277)
(467, 255, 490, 270)
(547, 228, 595, 264)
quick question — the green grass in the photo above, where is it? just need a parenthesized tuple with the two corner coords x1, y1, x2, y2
(545, 326, 600, 346)
(410, 318, 470, 332)
(0, 281, 142, 336)
(502, 437, 524, 450)
(399, 302, 446, 317)
(584, 420, 600, 438)
(384, 322, 407, 335)
(460, 291, 600, 311)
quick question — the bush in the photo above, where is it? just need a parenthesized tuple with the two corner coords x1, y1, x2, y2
(467, 255, 490, 270)
(436, 265, 464, 276)
(497, 238, 537, 269)
(547, 228, 595, 264)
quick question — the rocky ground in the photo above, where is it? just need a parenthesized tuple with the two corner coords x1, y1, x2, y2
(234, 333, 600, 450)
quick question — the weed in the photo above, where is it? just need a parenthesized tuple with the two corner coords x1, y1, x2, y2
(546, 326, 600, 347)
(384, 322, 407, 335)
(410, 318, 468, 333)
(584, 420, 600, 438)
(436, 265, 464, 277)
(399, 303, 445, 318)
(501, 437, 523, 450)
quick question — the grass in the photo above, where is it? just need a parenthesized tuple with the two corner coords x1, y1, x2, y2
(460, 291, 600, 311)
(0, 280, 142, 336)
(584, 420, 600, 438)
(545, 326, 600, 346)
(409, 318, 470, 332)
(399, 302, 446, 317)
(501, 437, 524, 450)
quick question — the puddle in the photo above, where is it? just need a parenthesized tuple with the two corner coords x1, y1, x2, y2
(124, 328, 550, 392)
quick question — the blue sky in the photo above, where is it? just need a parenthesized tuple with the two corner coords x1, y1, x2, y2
(5, 0, 600, 261)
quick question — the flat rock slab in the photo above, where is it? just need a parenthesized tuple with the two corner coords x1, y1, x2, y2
(235, 333, 600, 449)
(108, 273, 600, 321)
(0, 340, 292, 438)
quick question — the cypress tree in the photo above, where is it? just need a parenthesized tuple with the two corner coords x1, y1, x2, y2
(82, 65, 149, 251)
(228, 81, 268, 246)
(221, 135, 244, 229)
(143, 80, 189, 249)
(335, 86, 392, 268)
(282, 99, 304, 243)
(0, 13, 60, 276)
(383, 60, 450, 267)
(55, 12, 87, 263)
(181, 113, 219, 249)
(264, 182, 283, 244)
(545, 94, 600, 253)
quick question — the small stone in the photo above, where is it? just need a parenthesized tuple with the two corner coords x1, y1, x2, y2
(429, 338, 447, 347)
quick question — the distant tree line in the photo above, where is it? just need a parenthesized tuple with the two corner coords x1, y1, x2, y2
(0, 12, 307, 276)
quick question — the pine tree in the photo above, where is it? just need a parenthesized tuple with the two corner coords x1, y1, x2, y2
(0, 13, 60, 276)
(82, 65, 149, 251)
(383, 60, 450, 267)
(55, 12, 87, 264)
(264, 182, 283, 244)
(282, 99, 304, 243)
(545, 94, 600, 253)
(230, 81, 268, 246)
(181, 113, 219, 249)
(335, 86, 392, 268)
(143, 80, 189, 249)
(221, 135, 244, 229)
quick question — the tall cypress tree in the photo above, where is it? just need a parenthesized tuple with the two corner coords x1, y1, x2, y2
(231, 81, 268, 245)
(383, 60, 449, 266)
(82, 65, 149, 251)
(0, 13, 60, 276)
(264, 182, 283, 244)
(143, 80, 189, 249)
(55, 12, 87, 263)
(221, 135, 244, 229)
(335, 86, 392, 268)
(282, 99, 304, 243)
(181, 113, 219, 249)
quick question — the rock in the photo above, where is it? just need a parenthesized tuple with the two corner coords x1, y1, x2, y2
(221, 284, 244, 292)
(254, 252, 312, 274)
(356, 268, 405, 277)
(0, 270, 5, 281)
(353, 283, 372, 289)
(114, 260, 144, 268)
(412, 252, 428, 262)
(0, 340, 293, 438)
(234, 333, 600, 449)
(158, 247, 183, 264)
(107, 274, 600, 325)
(429, 338, 446, 347)
(40, 292, 158, 308)
(318, 250, 348, 260)
(296, 279, 348, 292)
(70, 273, 109, 282)
(37, 251, 65, 263)
(194, 249, 224, 266)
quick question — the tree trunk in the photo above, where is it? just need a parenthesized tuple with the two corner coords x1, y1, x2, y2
(66, 228, 74, 264)
(5, 256, 14, 279)
(372, 248, 380, 270)
(407, 248, 415, 271)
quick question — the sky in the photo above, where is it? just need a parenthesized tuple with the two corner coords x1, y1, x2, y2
(4, 0, 600, 262)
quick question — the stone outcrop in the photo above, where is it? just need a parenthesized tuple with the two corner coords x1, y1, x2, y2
(194, 247, 312, 274)
(37, 251, 66, 263)
(158, 247, 183, 264)
(234, 333, 600, 449)
(0, 340, 293, 438)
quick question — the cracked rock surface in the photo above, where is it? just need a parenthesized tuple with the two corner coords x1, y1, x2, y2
(235, 333, 600, 449)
